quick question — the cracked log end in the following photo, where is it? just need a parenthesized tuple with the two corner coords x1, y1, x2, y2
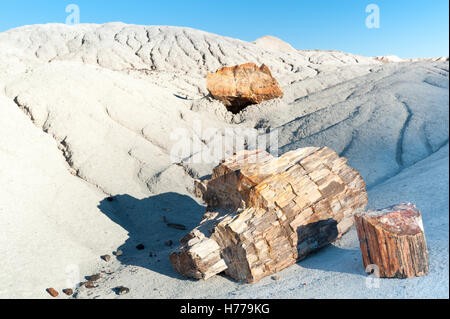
(355, 203, 429, 278)
(170, 147, 368, 283)
(169, 229, 228, 280)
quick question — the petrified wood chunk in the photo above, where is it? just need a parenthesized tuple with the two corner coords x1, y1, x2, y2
(170, 147, 368, 283)
(355, 203, 429, 278)
(206, 62, 284, 114)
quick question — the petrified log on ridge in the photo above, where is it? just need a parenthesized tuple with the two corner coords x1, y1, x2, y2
(206, 62, 284, 114)
(355, 203, 429, 278)
(170, 147, 368, 283)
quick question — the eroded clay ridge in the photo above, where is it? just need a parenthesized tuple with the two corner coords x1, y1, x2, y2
(170, 146, 368, 283)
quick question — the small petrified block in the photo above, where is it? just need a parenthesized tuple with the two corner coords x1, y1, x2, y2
(116, 286, 130, 295)
(88, 273, 103, 282)
(206, 62, 284, 113)
(46, 288, 59, 297)
(170, 147, 368, 283)
(62, 288, 73, 296)
(84, 281, 97, 289)
(354, 203, 429, 278)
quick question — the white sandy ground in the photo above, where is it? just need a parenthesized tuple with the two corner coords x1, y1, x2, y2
(0, 23, 448, 298)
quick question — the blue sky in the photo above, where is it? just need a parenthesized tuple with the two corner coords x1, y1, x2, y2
(0, 0, 448, 58)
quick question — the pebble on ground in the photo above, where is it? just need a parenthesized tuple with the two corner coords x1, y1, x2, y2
(62, 288, 73, 296)
(46, 288, 59, 297)
(117, 286, 130, 295)
(84, 281, 97, 289)
(89, 274, 103, 282)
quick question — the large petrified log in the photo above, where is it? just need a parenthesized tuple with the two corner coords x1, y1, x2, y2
(354, 203, 429, 278)
(170, 147, 368, 283)
(206, 62, 284, 114)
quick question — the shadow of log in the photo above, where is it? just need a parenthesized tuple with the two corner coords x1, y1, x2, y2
(97, 192, 205, 280)
(296, 218, 339, 260)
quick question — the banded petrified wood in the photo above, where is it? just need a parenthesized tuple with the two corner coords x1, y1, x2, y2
(355, 203, 429, 278)
(206, 63, 284, 113)
(170, 147, 368, 283)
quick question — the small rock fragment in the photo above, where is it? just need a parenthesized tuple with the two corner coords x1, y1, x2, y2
(117, 286, 130, 295)
(114, 250, 123, 256)
(149, 251, 153, 257)
(136, 244, 145, 250)
(62, 288, 73, 296)
(165, 240, 173, 246)
(106, 196, 114, 202)
(84, 281, 97, 289)
(271, 275, 280, 281)
(89, 274, 103, 282)
(102, 254, 111, 262)
(46, 288, 58, 297)
(167, 223, 187, 230)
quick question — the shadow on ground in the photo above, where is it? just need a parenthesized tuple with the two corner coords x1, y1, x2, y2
(291, 220, 365, 276)
(298, 241, 365, 276)
(98, 192, 205, 280)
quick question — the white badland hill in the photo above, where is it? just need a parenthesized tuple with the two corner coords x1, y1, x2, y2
(0, 23, 448, 298)
(253, 35, 298, 52)
(375, 55, 449, 63)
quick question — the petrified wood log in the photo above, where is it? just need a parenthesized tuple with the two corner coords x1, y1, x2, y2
(206, 62, 284, 114)
(170, 147, 368, 283)
(355, 203, 429, 278)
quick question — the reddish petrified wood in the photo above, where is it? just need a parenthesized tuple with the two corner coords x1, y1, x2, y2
(354, 203, 429, 278)
(46, 288, 59, 297)
(206, 63, 284, 113)
(170, 147, 368, 283)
